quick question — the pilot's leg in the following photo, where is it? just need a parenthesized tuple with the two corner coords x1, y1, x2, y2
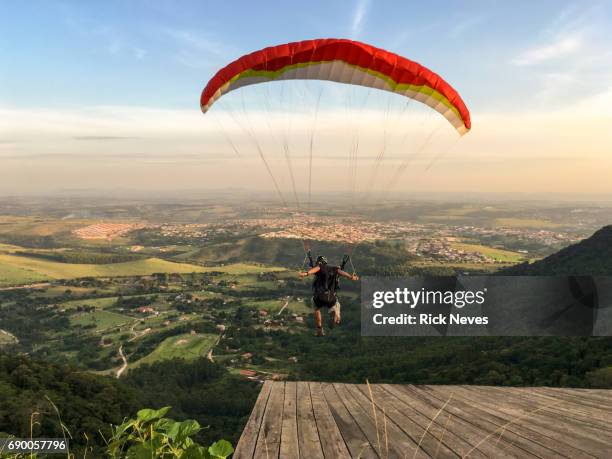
(328, 300, 341, 328)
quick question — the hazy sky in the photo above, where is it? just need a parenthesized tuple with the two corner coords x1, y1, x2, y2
(1, 1, 612, 197)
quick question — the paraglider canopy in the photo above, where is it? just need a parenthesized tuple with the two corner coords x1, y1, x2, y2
(201, 38, 470, 134)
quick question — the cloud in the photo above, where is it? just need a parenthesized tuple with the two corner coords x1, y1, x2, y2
(511, 35, 582, 66)
(350, 0, 369, 38)
(161, 27, 238, 69)
(508, 4, 612, 107)
(449, 14, 487, 38)
(1, 98, 611, 195)
(133, 47, 147, 60)
(162, 28, 227, 56)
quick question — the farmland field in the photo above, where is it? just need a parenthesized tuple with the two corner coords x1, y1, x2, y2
(0, 251, 282, 286)
(492, 218, 564, 229)
(131, 333, 218, 368)
(0, 263, 50, 286)
(69, 309, 132, 331)
(450, 242, 525, 262)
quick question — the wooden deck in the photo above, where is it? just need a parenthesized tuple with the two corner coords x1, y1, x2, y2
(234, 382, 611, 458)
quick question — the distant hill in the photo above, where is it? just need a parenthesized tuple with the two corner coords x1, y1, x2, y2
(503, 225, 612, 275)
(177, 236, 419, 274)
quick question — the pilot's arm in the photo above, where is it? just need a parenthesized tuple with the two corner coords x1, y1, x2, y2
(338, 269, 359, 281)
(300, 265, 320, 278)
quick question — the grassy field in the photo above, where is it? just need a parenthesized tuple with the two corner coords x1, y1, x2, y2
(70, 309, 132, 331)
(0, 251, 282, 286)
(32, 285, 114, 298)
(450, 242, 525, 263)
(413, 261, 511, 272)
(245, 298, 310, 314)
(60, 296, 120, 310)
(131, 333, 217, 368)
(0, 216, 94, 236)
(0, 263, 50, 286)
(493, 218, 564, 229)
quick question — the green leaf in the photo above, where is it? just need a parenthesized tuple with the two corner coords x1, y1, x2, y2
(208, 440, 234, 459)
(113, 419, 136, 437)
(155, 417, 176, 433)
(126, 443, 155, 459)
(175, 419, 201, 444)
(137, 406, 171, 423)
(179, 445, 208, 459)
(165, 420, 182, 441)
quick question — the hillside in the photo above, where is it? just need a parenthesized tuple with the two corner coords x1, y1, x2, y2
(0, 353, 140, 455)
(176, 236, 419, 274)
(503, 225, 612, 275)
(0, 353, 259, 452)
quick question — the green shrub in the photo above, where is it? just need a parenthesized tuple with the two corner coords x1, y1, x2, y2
(105, 406, 233, 459)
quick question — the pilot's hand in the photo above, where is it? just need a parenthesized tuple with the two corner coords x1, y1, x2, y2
(351, 274, 359, 281)
(299, 271, 308, 278)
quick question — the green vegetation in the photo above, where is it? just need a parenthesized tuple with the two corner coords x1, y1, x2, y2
(1, 200, 612, 457)
(504, 225, 612, 275)
(0, 254, 206, 280)
(0, 353, 258, 454)
(131, 333, 217, 368)
(14, 250, 144, 264)
(180, 236, 419, 275)
(125, 358, 259, 447)
(0, 353, 140, 456)
(107, 406, 233, 459)
(450, 241, 525, 262)
(69, 309, 132, 331)
(0, 263, 50, 286)
(493, 217, 564, 228)
(0, 252, 279, 286)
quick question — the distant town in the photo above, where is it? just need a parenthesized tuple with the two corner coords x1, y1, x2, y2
(72, 216, 583, 265)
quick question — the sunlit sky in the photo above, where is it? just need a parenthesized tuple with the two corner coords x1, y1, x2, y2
(1, 0, 612, 196)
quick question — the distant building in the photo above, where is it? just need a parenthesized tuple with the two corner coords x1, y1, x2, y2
(240, 369, 257, 377)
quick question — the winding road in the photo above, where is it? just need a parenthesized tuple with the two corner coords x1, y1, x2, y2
(116, 345, 128, 378)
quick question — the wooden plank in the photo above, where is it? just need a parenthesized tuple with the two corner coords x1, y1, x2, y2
(309, 382, 352, 459)
(354, 384, 465, 459)
(234, 381, 273, 459)
(445, 386, 595, 458)
(374, 384, 488, 459)
(296, 381, 324, 459)
(280, 381, 300, 459)
(403, 385, 541, 458)
(322, 383, 379, 459)
(347, 383, 457, 458)
(548, 387, 612, 408)
(253, 381, 284, 459)
(382, 384, 526, 459)
(459, 385, 611, 454)
(439, 385, 599, 459)
(529, 387, 612, 414)
(235, 383, 611, 459)
(334, 383, 424, 459)
(497, 387, 612, 430)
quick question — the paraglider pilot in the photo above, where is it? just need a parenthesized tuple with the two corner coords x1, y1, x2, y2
(300, 255, 359, 336)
